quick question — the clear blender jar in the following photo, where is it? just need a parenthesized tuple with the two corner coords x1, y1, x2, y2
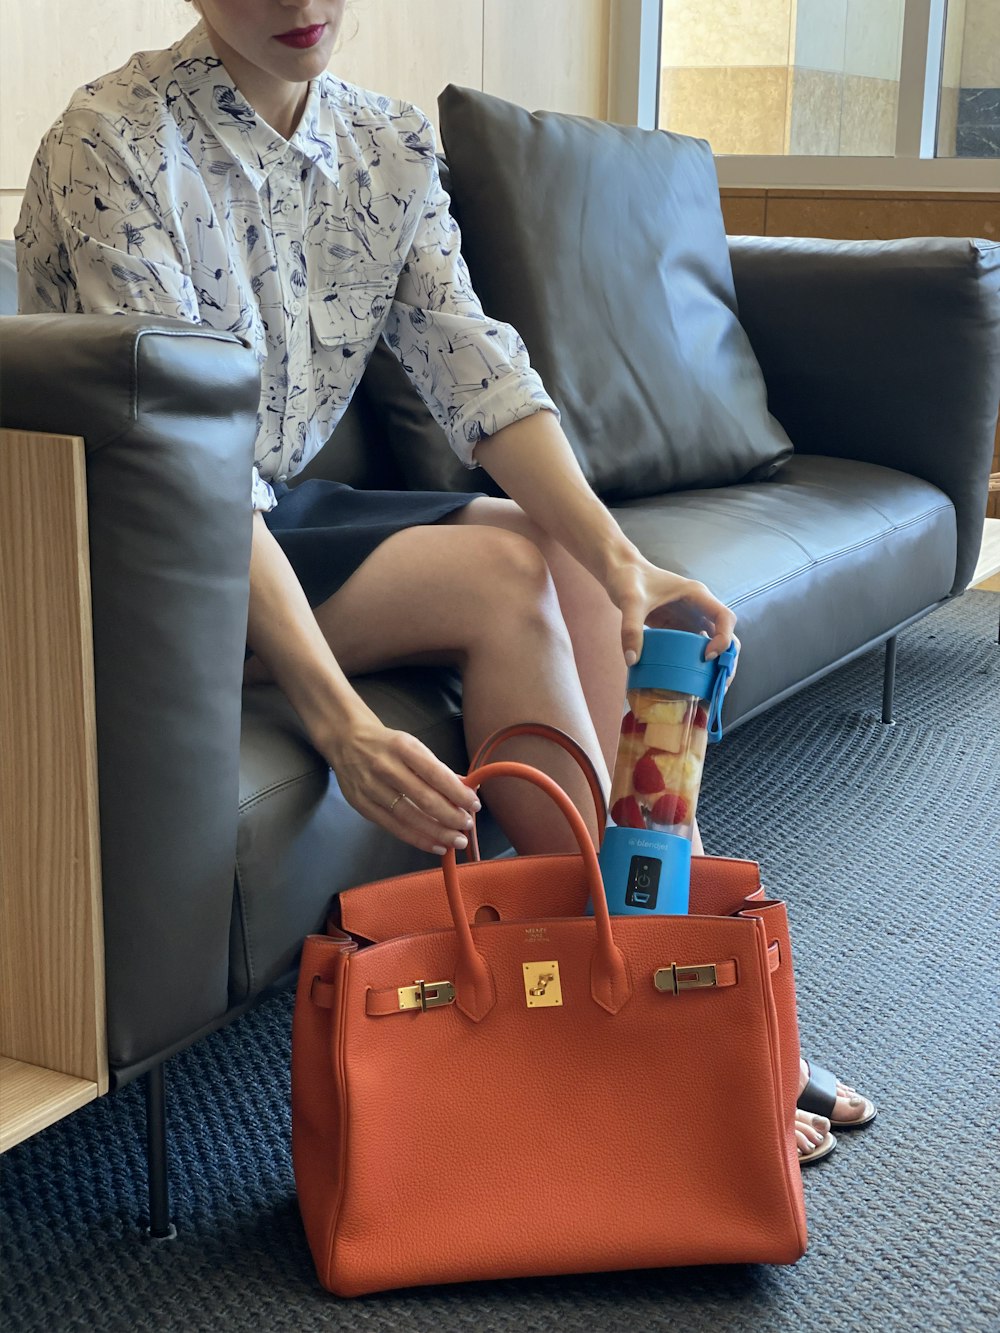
(597, 629, 737, 915)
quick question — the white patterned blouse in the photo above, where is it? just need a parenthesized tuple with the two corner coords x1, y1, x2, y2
(15, 21, 556, 511)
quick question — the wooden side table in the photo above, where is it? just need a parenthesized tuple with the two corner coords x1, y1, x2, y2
(0, 428, 108, 1151)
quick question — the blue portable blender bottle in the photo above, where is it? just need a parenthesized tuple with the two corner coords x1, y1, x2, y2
(597, 629, 738, 915)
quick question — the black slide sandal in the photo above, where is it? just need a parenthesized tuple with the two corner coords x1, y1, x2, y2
(799, 1060, 877, 1129)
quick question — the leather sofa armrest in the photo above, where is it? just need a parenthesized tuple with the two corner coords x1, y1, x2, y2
(729, 235, 1000, 592)
(0, 315, 259, 1073)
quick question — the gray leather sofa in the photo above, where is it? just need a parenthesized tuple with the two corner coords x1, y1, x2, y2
(2, 209, 998, 1228)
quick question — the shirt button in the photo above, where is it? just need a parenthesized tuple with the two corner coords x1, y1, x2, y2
(290, 298, 302, 317)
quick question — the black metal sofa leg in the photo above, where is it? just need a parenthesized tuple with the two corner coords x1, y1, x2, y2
(145, 1063, 177, 1241)
(882, 635, 898, 725)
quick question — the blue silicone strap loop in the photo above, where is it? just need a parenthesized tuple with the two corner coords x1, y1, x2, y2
(707, 641, 739, 743)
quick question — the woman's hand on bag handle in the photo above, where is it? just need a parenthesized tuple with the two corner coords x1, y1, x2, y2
(606, 556, 740, 680)
(316, 703, 481, 857)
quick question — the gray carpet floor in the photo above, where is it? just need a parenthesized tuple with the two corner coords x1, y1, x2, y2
(3, 591, 998, 1332)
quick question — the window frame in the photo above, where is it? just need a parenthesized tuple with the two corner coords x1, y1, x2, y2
(609, 0, 1000, 190)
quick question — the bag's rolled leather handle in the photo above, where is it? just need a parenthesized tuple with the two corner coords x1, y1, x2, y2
(442, 759, 631, 1021)
(465, 722, 609, 860)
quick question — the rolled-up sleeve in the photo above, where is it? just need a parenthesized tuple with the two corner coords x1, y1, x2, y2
(382, 115, 558, 467)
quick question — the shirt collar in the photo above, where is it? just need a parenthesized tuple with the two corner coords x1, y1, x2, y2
(170, 22, 340, 190)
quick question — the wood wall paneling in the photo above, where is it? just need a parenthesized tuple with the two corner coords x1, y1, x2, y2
(331, 0, 484, 128)
(483, 0, 610, 119)
(0, 0, 186, 193)
(1, 191, 22, 240)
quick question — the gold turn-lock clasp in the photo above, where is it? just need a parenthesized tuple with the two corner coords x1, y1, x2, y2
(654, 963, 718, 995)
(397, 979, 456, 1012)
(523, 960, 563, 1008)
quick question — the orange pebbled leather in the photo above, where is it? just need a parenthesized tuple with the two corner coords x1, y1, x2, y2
(293, 752, 807, 1297)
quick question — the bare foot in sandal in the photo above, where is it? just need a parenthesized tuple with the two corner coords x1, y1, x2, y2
(796, 1108, 835, 1165)
(799, 1058, 877, 1129)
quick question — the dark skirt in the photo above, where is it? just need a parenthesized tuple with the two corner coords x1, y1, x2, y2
(263, 478, 483, 609)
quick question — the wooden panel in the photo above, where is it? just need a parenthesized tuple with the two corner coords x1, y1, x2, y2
(331, 0, 484, 131)
(0, 1058, 98, 1153)
(762, 191, 1000, 241)
(720, 189, 767, 235)
(483, 0, 610, 118)
(0, 0, 184, 192)
(0, 430, 107, 1090)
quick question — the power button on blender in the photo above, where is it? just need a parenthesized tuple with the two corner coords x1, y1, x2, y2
(625, 855, 661, 910)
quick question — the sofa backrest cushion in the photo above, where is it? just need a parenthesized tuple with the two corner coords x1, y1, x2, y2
(431, 85, 793, 501)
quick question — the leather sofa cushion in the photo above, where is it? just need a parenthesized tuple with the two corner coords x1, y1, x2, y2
(434, 84, 793, 501)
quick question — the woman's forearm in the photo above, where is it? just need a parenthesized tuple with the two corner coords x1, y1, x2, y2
(246, 511, 372, 740)
(473, 411, 641, 585)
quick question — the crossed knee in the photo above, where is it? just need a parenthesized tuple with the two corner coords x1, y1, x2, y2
(472, 528, 563, 637)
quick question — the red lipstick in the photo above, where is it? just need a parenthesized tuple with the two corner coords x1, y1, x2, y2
(274, 24, 326, 48)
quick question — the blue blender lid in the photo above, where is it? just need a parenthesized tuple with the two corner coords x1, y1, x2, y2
(628, 629, 738, 742)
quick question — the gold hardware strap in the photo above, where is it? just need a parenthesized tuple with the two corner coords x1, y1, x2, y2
(653, 942, 780, 995)
(654, 962, 728, 993)
(365, 979, 456, 1016)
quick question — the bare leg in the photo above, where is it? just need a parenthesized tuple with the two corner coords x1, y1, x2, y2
(447, 499, 707, 849)
(445, 498, 626, 768)
(305, 522, 607, 853)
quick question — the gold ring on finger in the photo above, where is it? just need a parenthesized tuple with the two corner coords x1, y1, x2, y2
(388, 791, 407, 815)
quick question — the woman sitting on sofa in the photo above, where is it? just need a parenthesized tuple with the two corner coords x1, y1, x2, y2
(15, 0, 874, 1162)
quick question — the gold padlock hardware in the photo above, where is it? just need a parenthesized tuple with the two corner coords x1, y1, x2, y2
(523, 960, 563, 1008)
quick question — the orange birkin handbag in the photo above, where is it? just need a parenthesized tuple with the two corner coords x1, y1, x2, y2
(292, 736, 807, 1296)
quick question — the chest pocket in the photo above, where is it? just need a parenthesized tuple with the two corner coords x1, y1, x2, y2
(309, 256, 398, 353)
